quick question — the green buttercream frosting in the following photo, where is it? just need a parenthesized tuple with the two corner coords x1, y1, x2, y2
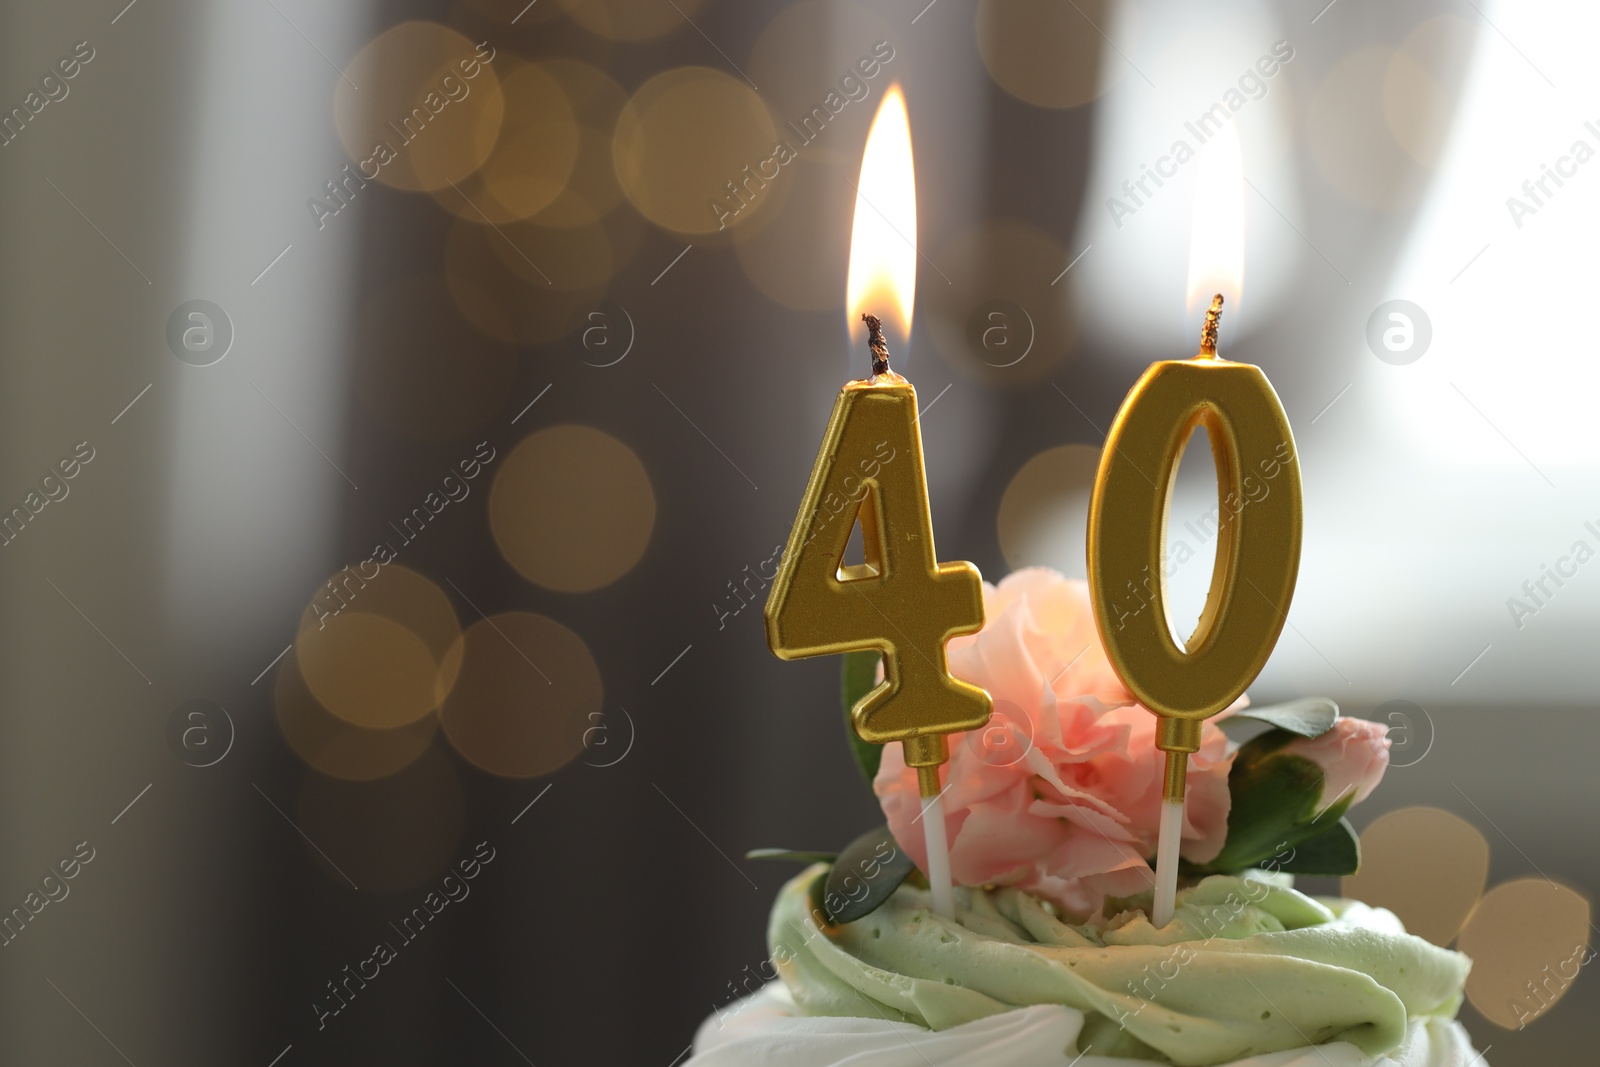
(768, 867, 1470, 1066)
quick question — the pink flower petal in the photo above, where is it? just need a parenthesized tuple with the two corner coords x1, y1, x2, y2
(874, 568, 1239, 915)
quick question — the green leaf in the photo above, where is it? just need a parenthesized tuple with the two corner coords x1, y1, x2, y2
(1202, 761, 1317, 873)
(841, 650, 884, 783)
(1200, 728, 1337, 874)
(821, 824, 915, 924)
(1229, 698, 1339, 738)
(746, 848, 838, 865)
(1274, 818, 1360, 876)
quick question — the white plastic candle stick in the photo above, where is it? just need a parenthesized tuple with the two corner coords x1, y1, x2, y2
(1152, 798, 1184, 928)
(921, 789, 955, 919)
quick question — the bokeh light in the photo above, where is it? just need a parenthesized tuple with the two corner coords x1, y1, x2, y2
(977, 0, 1125, 109)
(297, 614, 438, 730)
(275, 650, 438, 781)
(460, 0, 562, 27)
(997, 444, 1101, 576)
(489, 425, 655, 592)
(489, 213, 640, 293)
(531, 60, 630, 227)
(613, 67, 777, 234)
(335, 22, 505, 193)
(558, 0, 706, 42)
(302, 563, 464, 675)
(353, 275, 517, 440)
(430, 59, 579, 224)
(294, 564, 463, 730)
(1342, 806, 1490, 946)
(440, 612, 602, 778)
(1459, 878, 1591, 1029)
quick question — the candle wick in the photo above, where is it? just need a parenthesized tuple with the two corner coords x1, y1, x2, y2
(1199, 294, 1224, 357)
(862, 313, 891, 376)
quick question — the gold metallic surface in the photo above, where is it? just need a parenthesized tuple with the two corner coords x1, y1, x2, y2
(1088, 306, 1303, 777)
(1158, 716, 1202, 755)
(916, 763, 942, 798)
(1162, 750, 1188, 804)
(765, 372, 991, 771)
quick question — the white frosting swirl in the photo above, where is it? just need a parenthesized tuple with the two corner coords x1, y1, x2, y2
(684, 869, 1488, 1066)
(689, 984, 1486, 1066)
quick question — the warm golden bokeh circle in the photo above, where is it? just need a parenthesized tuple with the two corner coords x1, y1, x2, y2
(977, 0, 1122, 109)
(460, 0, 562, 27)
(297, 613, 439, 730)
(334, 22, 505, 193)
(533, 60, 629, 227)
(1342, 806, 1490, 947)
(294, 564, 464, 729)
(558, 0, 706, 42)
(489, 425, 655, 592)
(492, 213, 643, 293)
(276, 651, 438, 781)
(544, 58, 629, 127)
(613, 67, 777, 234)
(354, 275, 517, 440)
(439, 612, 602, 777)
(295, 746, 466, 893)
(997, 444, 1102, 577)
(298, 564, 462, 665)
(431, 60, 579, 224)
(1458, 878, 1591, 1029)
(534, 126, 627, 227)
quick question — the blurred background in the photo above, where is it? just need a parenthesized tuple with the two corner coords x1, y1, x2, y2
(0, 0, 1592, 1063)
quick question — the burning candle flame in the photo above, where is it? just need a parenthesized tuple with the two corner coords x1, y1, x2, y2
(1185, 120, 1244, 323)
(847, 85, 916, 352)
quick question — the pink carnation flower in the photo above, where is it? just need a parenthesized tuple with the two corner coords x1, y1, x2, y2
(873, 567, 1239, 920)
(1280, 716, 1390, 809)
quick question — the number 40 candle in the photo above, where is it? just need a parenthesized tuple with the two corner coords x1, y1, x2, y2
(764, 88, 988, 921)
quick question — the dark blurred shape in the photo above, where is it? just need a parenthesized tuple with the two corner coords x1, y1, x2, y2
(354, 274, 517, 439)
(295, 746, 467, 893)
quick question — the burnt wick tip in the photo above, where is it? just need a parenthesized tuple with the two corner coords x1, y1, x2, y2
(1199, 294, 1224, 356)
(862, 313, 890, 375)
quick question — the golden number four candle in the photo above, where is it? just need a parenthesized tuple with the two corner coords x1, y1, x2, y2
(766, 317, 990, 920)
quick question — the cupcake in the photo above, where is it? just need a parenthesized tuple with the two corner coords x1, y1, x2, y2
(687, 570, 1486, 1066)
